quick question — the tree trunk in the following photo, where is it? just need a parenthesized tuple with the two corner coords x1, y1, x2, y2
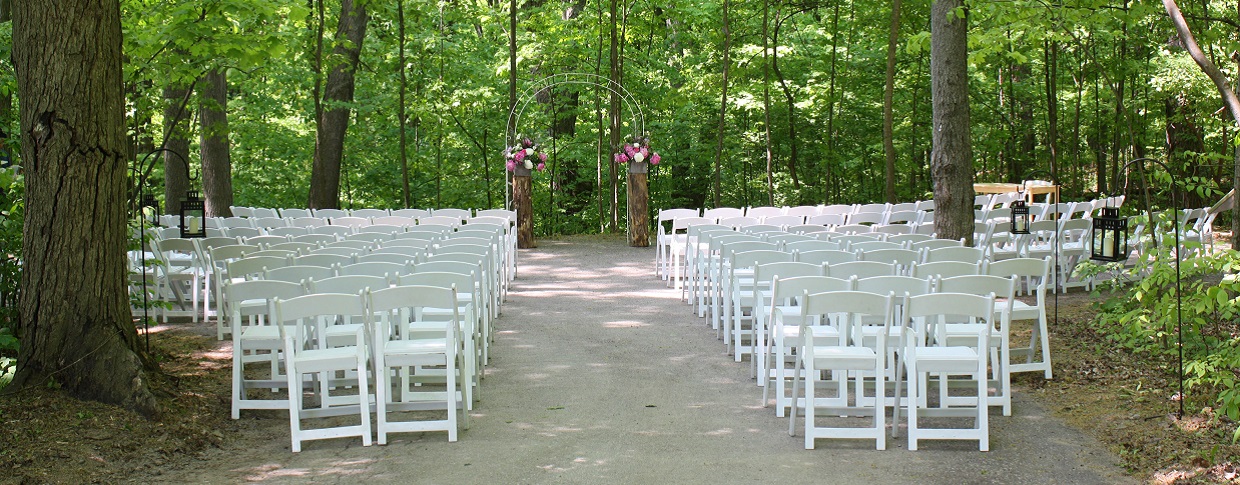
(608, 0, 621, 229)
(397, 0, 411, 209)
(199, 69, 232, 217)
(8, 0, 157, 416)
(308, 0, 368, 209)
(1043, 40, 1059, 186)
(514, 171, 535, 248)
(712, 0, 732, 208)
(883, 0, 902, 203)
(162, 83, 192, 214)
(772, 11, 800, 193)
(1162, 0, 1240, 249)
(930, 0, 973, 244)
(627, 164, 650, 246)
(762, 0, 774, 205)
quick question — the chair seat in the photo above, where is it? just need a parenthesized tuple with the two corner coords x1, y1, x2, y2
(810, 346, 877, 369)
(906, 346, 979, 373)
(293, 346, 363, 372)
(384, 338, 449, 355)
(240, 325, 280, 341)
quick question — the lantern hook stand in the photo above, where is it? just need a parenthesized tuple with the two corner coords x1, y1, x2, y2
(1098, 157, 1183, 418)
(131, 147, 198, 354)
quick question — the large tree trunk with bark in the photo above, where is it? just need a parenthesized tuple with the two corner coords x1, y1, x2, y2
(7, 0, 158, 416)
(712, 0, 731, 208)
(930, 0, 974, 244)
(627, 165, 649, 246)
(199, 69, 232, 217)
(162, 84, 192, 214)
(308, 0, 368, 209)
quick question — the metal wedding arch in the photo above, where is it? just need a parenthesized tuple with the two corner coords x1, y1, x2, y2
(504, 73, 647, 209)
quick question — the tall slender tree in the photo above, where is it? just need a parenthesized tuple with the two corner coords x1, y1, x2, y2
(7, 0, 157, 415)
(307, 0, 368, 209)
(199, 69, 233, 217)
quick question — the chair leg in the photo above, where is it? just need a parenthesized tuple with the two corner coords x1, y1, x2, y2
(788, 354, 802, 436)
(804, 367, 816, 450)
(376, 357, 390, 445)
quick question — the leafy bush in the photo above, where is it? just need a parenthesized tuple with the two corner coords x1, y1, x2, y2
(1083, 238, 1240, 431)
(0, 167, 23, 389)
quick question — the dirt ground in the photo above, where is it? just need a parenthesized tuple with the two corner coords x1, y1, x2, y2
(0, 234, 1230, 481)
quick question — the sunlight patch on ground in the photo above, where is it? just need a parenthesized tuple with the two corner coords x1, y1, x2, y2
(602, 320, 648, 328)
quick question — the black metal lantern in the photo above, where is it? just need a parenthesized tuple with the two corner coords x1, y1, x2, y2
(1090, 207, 1127, 262)
(1010, 199, 1030, 234)
(179, 190, 206, 238)
(140, 191, 161, 228)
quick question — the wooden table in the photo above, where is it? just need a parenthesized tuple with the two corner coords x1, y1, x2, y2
(973, 183, 1059, 205)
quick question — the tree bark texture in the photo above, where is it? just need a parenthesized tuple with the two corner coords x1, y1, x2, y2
(199, 69, 233, 217)
(9, 0, 157, 416)
(308, 0, 368, 209)
(607, 0, 621, 231)
(162, 84, 191, 214)
(514, 172, 535, 248)
(627, 165, 649, 246)
(929, 0, 974, 244)
(712, 0, 731, 208)
(883, 0, 902, 203)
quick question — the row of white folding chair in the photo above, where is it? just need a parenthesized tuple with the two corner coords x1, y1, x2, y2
(263, 285, 466, 451)
(771, 281, 1005, 451)
(238, 207, 475, 220)
(229, 267, 486, 418)
(745, 256, 1042, 388)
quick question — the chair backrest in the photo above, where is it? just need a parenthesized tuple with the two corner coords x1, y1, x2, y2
(884, 210, 920, 225)
(243, 235, 289, 247)
(903, 292, 996, 347)
(252, 217, 288, 229)
(770, 275, 853, 306)
(765, 233, 813, 247)
(337, 261, 410, 280)
(859, 248, 921, 268)
(833, 224, 874, 235)
(985, 257, 1050, 296)
(909, 238, 962, 252)
(889, 202, 917, 212)
(718, 216, 759, 229)
(251, 208, 279, 218)
(226, 256, 290, 283)
(910, 260, 981, 280)
(350, 208, 389, 218)
(291, 233, 337, 246)
(745, 206, 785, 219)
(658, 208, 700, 224)
(795, 249, 857, 266)
(702, 207, 745, 221)
(344, 232, 392, 243)
(324, 239, 375, 251)
(268, 226, 310, 237)
(223, 279, 304, 331)
(739, 224, 784, 235)
(787, 224, 831, 235)
(309, 247, 363, 260)
(230, 206, 254, 218)
(753, 261, 824, 286)
(763, 215, 805, 227)
(936, 275, 1016, 317)
(369, 284, 459, 343)
(220, 217, 254, 229)
(306, 274, 389, 294)
(312, 225, 353, 237)
(803, 290, 895, 347)
(855, 275, 932, 297)
(785, 240, 841, 253)
(418, 216, 461, 228)
(208, 244, 258, 265)
(313, 208, 349, 219)
(820, 204, 855, 216)
(872, 224, 913, 236)
(331, 216, 370, 228)
(914, 200, 935, 211)
(855, 202, 889, 214)
(806, 213, 847, 226)
(847, 212, 885, 226)
(357, 252, 420, 265)
(382, 238, 433, 250)
(923, 246, 985, 263)
(264, 264, 336, 284)
(474, 208, 516, 222)
(224, 227, 263, 239)
(245, 249, 298, 260)
(432, 208, 473, 222)
(289, 217, 328, 228)
(912, 221, 936, 235)
(371, 215, 416, 227)
(851, 240, 904, 253)
(272, 292, 366, 347)
(279, 208, 312, 218)
(293, 253, 353, 268)
(826, 261, 896, 279)
(267, 241, 319, 254)
(391, 208, 432, 219)
(785, 206, 820, 217)
(355, 225, 402, 237)
(887, 233, 933, 245)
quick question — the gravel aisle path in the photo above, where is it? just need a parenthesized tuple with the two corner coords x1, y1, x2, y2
(152, 235, 1131, 484)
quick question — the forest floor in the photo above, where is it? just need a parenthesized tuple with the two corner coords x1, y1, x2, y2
(0, 233, 1235, 484)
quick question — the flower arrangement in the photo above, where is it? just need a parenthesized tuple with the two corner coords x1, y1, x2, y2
(505, 137, 548, 172)
(613, 135, 661, 165)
